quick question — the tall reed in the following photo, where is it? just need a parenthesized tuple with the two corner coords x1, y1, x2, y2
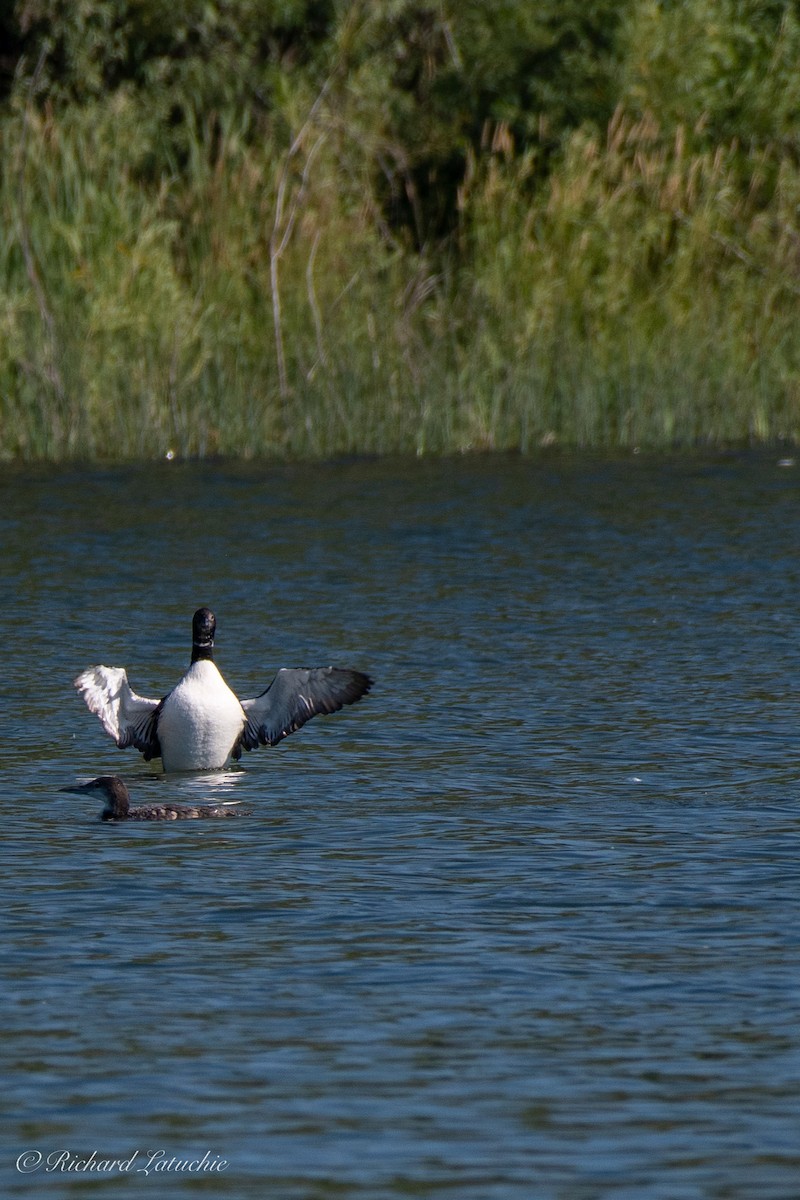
(2, 90, 800, 461)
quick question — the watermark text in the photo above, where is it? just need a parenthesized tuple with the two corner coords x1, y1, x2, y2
(16, 1149, 229, 1177)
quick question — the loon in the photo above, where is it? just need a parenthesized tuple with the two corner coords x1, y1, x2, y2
(74, 607, 372, 773)
(64, 775, 252, 821)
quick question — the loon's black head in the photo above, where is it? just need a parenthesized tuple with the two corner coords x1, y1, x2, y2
(191, 607, 216, 662)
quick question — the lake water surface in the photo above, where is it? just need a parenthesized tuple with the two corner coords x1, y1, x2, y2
(2, 452, 800, 1198)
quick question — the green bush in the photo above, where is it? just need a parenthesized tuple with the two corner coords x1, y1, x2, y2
(2, 1, 800, 459)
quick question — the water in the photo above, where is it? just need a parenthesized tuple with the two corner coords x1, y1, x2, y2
(2, 452, 800, 1198)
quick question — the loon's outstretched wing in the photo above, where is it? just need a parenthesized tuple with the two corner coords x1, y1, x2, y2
(74, 666, 162, 761)
(235, 667, 371, 755)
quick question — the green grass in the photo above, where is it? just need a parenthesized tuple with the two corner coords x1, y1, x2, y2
(2, 92, 800, 462)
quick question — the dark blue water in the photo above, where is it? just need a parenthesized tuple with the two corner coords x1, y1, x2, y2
(3, 453, 800, 1198)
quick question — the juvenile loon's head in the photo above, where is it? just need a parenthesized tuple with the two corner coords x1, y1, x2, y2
(65, 775, 131, 820)
(191, 607, 216, 663)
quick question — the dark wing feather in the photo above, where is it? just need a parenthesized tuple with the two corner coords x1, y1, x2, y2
(235, 667, 371, 755)
(119, 698, 163, 761)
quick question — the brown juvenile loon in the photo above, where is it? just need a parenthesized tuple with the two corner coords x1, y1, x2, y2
(74, 607, 372, 772)
(64, 776, 252, 821)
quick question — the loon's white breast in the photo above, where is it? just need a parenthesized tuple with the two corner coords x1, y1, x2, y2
(74, 607, 372, 773)
(156, 659, 245, 772)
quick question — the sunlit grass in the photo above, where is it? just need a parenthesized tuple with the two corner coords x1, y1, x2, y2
(2, 97, 800, 461)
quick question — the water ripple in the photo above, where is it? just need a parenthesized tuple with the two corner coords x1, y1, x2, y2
(2, 454, 800, 1198)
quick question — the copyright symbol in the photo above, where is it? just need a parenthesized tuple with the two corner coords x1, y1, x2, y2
(16, 1150, 43, 1173)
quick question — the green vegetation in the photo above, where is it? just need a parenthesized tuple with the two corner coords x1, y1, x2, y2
(3, 0, 800, 460)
